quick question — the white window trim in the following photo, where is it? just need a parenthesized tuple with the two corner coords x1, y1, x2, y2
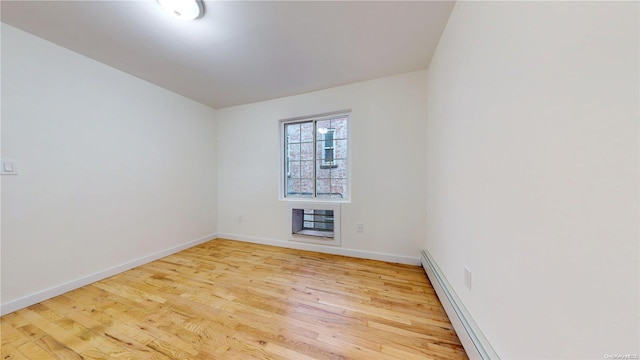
(279, 110, 351, 203)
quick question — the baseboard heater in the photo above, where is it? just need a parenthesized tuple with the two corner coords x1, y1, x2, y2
(421, 250, 500, 360)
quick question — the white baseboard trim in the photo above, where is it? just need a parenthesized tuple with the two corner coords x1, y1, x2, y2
(421, 249, 500, 360)
(217, 233, 420, 265)
(0, 233, 217, 316)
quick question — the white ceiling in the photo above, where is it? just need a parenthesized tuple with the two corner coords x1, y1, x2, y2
(1, 0, 455, 109)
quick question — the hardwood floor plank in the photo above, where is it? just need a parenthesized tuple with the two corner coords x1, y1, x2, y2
(0, 344, 30, 360)
(15, 341, 55, 359)
(1, 238, 467, 359)
(37, 335, 84, 360)
(1, 315, 31, 347)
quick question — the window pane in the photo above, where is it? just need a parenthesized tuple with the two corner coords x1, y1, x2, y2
(316, 139, 334, 162)
(316, 119, 330, 133)
(331, 162, 347, 180)
(300, 142, 314, 161)
(288, 143, 300, 161)
(286, 123, 301, 143)
(300, 122, 314, 142)
(300, 161, 313, 179)
(324, 147, 334, 162)
(289, 161, 301, 179)
(316, 160, 331, 179)
(332, 159, 348, 177)
(316, 178, 331, 197)
(331, 178, 347, 198)
(301, 178, 314, 195)
(287, 178, 300, 195)
(332, 117, 348, 139)
(334, 139, 347, 160)
(316, 140, 324, 160)
(324, 130, 334, 147)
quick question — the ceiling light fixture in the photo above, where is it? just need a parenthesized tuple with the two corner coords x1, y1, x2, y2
(157, 0, 204, 20)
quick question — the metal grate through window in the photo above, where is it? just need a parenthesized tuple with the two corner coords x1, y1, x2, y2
(303, 209, 334, 232)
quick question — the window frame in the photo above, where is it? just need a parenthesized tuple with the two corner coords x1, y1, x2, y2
(279, 111, 351, 203)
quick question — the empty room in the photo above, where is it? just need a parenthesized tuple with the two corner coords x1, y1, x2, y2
(1, 1, 638, 359)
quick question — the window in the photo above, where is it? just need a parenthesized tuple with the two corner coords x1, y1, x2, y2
(282, 113, 349, 200)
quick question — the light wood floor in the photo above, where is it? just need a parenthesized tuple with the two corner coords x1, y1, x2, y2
(1, 239, 468, 359)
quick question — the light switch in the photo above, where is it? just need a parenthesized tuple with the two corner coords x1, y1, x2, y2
(1, 160, 18, 175)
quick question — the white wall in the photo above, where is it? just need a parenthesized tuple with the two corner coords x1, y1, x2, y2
(217, 70, 428, 263)
(0, 24, 218, 311)
(426, 2, 639, 358)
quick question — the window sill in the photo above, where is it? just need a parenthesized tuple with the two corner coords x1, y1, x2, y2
(319, 164, 338, 169)
(280, 197, 351, 204)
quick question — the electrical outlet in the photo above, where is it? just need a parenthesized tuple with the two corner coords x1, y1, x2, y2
(464, 267, 472, 290)
(1, 160, 18, 175)
(356, 224, 364, 233)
